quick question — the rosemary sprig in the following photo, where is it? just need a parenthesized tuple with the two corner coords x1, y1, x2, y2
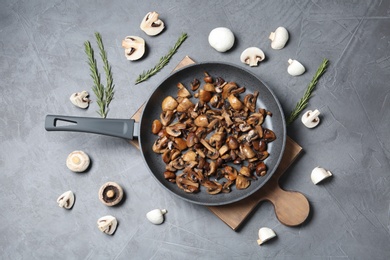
(95, 32, 115, 109)
(84, 33, 115, 118)
(135, 33, 188, 84)
(286, 58, 329, 126)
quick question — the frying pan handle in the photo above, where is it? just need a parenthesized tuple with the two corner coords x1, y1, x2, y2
(45, 115, 138, 140)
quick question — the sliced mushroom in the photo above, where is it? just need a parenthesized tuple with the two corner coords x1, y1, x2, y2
(236, 175, 250, 190)
(160, 110, 174, 126)
(166, 123, 186, 137)
(140, 11, 165, 36)
(121, 36, 145, 61)
(66, 151, 90, 172)
(194, 115, 209, 127)
(97, 215, 117, 235)
(57, 190, 75, 209)
(98, 182, 124, 206)
(177, 98, 194, 113)
(70, 91, 90, 109)
(203, 180, 223, 195)
(240, 47, 265, 67)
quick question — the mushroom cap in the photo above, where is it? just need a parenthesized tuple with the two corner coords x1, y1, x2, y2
(269, 26, 289, 50)
(208, 27, 235, 52)
(66, 151, 90, 172)
(140, 11, 165, 36)
(98, 182, 124, 206)
(121, 36, 145, 61)
(240, 47, 265, 67)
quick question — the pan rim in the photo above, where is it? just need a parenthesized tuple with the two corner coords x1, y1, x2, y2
(139, 61, 286, 206)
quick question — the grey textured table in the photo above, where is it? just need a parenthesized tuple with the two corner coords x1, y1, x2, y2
(1, 0, 390, 259)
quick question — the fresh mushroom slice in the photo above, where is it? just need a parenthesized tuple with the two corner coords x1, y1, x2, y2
(97, 215, 118, 235)
(66, 150, 90, 173)
(57, 190, 75, 209)
(70, 91, 90, 109)
(140, 11, 165, 36)
(98, 182, 124, 206)
(121, 36, 146, 61)
(240, 47, 265, 67)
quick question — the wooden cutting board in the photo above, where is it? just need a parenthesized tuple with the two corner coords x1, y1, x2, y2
(130, 56, 310, 230)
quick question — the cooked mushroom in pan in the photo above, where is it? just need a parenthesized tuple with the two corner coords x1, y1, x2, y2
(151, 72, 276, 195)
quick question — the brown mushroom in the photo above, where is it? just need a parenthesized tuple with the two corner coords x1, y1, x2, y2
(228, 94, 244, 111)
(236, 175, 250, 190)
(140, 11, 165, 36)
(239, 166, 252, 177)
(162, 96, 178, 111)
(194, 115, 209, 127)
(177, 83, 192, 98)
(203, 180, 222, 195)
(151, 120, 162, 134)
(98, 182, 124, 206)
(240, 143, 256, 159)
(182, 151, 197, 162)
(160, 110, 174, 126)
(166, 123, 186, 137)
(255, 162, 267, 176)
(263, 129, 276, 142)
(190, 78, 200, 91)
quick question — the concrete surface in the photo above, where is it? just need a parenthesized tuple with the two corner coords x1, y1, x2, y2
(1, 0, 390, 259)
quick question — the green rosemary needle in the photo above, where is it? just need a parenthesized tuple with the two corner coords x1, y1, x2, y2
(84, 33, 115, 118)
(135, 33, 188, 84)
(286, 58, 329, 126)
(95, 32, 115, 110)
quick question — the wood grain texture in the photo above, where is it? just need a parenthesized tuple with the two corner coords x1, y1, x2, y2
(130, 56, 310, 230)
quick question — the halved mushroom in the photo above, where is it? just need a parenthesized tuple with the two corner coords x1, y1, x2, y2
(152, 136, 169, 153)
(121, 36, 146, 61)
(177, 98, 194, 113)
(222, 82, 238, 99)
(151, 119, 162, 134)
(263, 128, 276, 142)
(160, 110, 174, 126)
(177, 82, 192, 98)
(182, 150, 197, 162)
(223, 166, 238, 181)
(162, 96, 178, 111)
(236, 175, 250, 189)
(190, 78, 200, 91)
(255, 161, 267, 176)
(228, 94, 244, 111)
(240, 144, 256, 159)
(240, 47, 265, 67)
(140, 11, 165, 36)
(194, 115, 209, 127)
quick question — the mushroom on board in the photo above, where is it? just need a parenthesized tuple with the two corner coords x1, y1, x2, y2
(240, 47, 265, 67)
(121, 36, 145, 61)
(140, 11, 165, 36)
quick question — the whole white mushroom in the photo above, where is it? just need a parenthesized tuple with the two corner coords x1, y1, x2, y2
(208, 27, 235, 52)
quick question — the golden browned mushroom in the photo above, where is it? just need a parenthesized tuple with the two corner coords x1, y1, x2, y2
(98, 182, 124, 206)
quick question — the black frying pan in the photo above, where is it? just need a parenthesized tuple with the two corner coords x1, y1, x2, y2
(45, 62, 286, 206)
